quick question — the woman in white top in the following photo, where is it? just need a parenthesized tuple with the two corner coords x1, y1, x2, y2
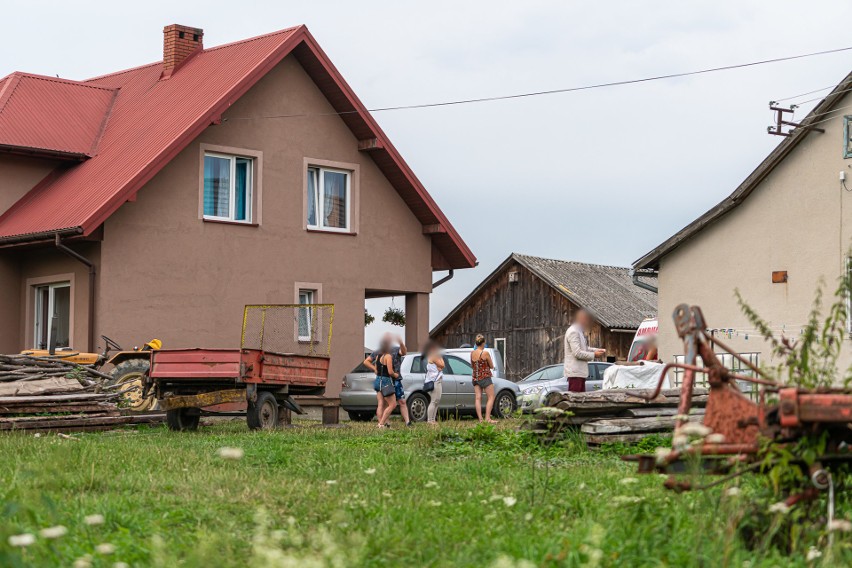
(423, 341, 445, 424)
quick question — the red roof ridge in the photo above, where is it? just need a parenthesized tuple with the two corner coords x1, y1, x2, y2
(202, 25, 304, 53)
(84, 61, 161, 83)
(84, 26, 305, 84)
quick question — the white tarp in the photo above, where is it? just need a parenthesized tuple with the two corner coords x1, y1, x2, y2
(602, 362, 670, 390)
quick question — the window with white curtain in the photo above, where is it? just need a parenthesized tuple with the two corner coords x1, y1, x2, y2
(34, 282, 71, 350)
(307, 166, 350, 231)
(203, 153, 253, 222)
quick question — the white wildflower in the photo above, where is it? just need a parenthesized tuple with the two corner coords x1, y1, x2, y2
(578, 482, 587, 490)
(828, 519, 852, 532)
(382, 491, 393, 497)
(113, 563, 130, 568)
(84, 514, 105, 526)
(655, 447, 671, 465)
(425, 481, 439, 488)
(503, 496, 517, 507)
(806, 546, 822, 561)
(724, 487, 741, 497)
(73, 555, 93, 568)
(325, 480, 337, 485)
(524, 513, 533, 521)
(39, 525, 68, 539)
(216, 447, 244, 460)
(672, 434, 688, 448)
(768, 501, 791, 515)
(364, 468, 376, 475)
(489, 494, 503, 502)
(706, 433, 726, 444)
(96, 543, 116, 555)
(428, 500, 442, 507)
(34, 433, 41, 438)
(8, 533, 35, 547)
(613, 495, 644, 505)
(679, 422, 712, 438)
(620, 477, 639, 485)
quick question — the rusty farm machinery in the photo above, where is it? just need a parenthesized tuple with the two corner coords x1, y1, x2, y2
(625, 303, 852, 521)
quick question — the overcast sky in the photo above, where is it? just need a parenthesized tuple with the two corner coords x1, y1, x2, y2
(4, 1, 852, 348)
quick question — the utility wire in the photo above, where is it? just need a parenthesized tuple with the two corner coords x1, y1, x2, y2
(774, 84, 837, 103)
(782, 85, 852, 107)
(224, 45, 852, 121)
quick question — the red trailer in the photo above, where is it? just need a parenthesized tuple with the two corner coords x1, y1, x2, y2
(148, 304, 334, 431)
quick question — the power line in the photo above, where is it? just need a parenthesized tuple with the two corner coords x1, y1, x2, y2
(774, 84, 836, 103)
(224, 44, 852, 121)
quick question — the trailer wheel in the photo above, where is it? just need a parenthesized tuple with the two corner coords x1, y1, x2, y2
(166, 408, 200, 431)
(247, 391, 279, 430)
(110, 359, 158, 412)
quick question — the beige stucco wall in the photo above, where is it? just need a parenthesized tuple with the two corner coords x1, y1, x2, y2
(0, 154, 59, 214)
(95, 54, 434, 394)
(657, 92, 852, 375)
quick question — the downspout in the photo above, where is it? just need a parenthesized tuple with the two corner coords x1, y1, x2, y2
(55, 234, 95, 352)
(432, 269, 454, 289)
(630, 269, 658, 294)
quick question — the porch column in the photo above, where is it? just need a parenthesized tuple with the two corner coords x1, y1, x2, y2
(405, 292, 429, 352)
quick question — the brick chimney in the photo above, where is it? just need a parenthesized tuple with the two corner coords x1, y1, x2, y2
(162, 24, 203, 79)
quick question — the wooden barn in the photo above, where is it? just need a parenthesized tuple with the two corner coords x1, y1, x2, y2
(430, 253, 657, 380)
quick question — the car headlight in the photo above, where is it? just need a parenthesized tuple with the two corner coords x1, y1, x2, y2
(521, 385, 544, 395)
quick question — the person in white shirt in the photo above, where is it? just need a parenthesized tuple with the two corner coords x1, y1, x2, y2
(564, 309, 606, 392)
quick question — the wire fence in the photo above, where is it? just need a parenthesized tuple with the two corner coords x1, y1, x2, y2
(672, 352, 761, 400)
(241, 304, 334, 357)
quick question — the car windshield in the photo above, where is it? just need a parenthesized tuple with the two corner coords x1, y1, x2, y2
(519, 368, 548, 383)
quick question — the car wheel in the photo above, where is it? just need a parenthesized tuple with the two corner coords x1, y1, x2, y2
(347, 410, 375, 422)
(492, 391, 517, 419)
(406, 393, 429, 422)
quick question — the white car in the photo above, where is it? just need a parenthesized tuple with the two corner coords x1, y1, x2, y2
(517, 362, 613, 413)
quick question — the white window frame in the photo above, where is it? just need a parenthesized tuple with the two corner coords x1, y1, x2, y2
(298, 289, 316, 342)
(494, 338, 507, 370)
(203, 152, 253, 223)
(306, 166, 352, 233)
(33, 282, 71, 350)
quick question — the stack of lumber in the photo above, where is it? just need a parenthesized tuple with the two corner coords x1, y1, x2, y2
(528, 388, 708, 446)
(0, 354, 134, 433)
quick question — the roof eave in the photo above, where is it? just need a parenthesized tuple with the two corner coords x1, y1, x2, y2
(0, 144, 89, 161)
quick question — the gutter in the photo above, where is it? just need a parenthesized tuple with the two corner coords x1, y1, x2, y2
(432, 269, 454, 289)
(0, 227, 82, 247)
(630, 269, 658, 294)
(54, 234, 96, 352)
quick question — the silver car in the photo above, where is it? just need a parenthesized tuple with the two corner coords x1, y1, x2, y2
(341, 348, 519, 422)
(517, 362, 613, 413)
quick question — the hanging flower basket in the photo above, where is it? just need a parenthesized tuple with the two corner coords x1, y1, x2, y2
(364, 309, 375, 327)
(383, 307, 406, 327)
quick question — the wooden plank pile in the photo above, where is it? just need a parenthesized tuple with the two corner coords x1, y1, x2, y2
(0, 354, 135, 433)
(527, 388, 708, 446)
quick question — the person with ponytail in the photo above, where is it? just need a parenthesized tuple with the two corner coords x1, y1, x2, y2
(470, 334, 497, 423)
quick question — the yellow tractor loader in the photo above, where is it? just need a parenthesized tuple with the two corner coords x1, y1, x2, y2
(20, 335, 162, 412)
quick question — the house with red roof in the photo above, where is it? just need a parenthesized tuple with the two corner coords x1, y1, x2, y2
(0, 24, 475, 395)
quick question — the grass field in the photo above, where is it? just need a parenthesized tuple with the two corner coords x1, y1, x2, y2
(0, 418, 850, 567)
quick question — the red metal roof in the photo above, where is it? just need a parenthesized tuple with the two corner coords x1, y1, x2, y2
(0, 73, 117, 158)
(0, 26, 476, 269)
